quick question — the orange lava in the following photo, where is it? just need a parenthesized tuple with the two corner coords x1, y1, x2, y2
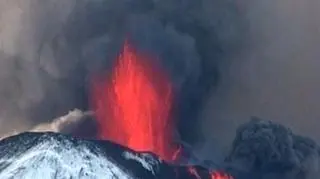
(91, 40, 177, 161)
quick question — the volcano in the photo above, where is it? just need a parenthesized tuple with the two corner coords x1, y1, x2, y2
(0, 41, 233, 179)
(90, 40, 232, 178)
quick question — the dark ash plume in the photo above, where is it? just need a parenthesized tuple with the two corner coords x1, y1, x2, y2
(225, 118, 320, 179)
(0, 0, 244, 143)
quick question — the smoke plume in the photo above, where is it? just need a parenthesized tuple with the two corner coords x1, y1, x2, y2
(225, 118, 320, 179)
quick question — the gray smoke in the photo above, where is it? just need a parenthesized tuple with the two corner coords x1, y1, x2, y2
(0, 0, 243, 142)
(225, 118, 320, 179)
(201, 0, 320, 153)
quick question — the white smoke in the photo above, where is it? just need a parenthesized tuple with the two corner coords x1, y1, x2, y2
(31, 109, 95, 135)
(0, 109, 96, 140)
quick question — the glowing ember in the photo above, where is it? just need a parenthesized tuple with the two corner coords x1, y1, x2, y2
(172, 145, 182, 162)
(91, 40, 177, 161)
(187, 167, 233, 179)
(188, 167, 201, 179)
(210, 171, 234, 179)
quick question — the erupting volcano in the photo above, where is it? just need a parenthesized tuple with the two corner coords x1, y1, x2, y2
(91, 40, 177, 161)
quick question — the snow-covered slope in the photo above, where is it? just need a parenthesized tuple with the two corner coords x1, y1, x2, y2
(0, 132, 166, 179)
(0, 132, 218, 179)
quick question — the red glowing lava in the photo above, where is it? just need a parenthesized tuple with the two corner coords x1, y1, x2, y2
(91, 40, 177, 161)
(210, 171, 234, 179)
(172, 145, 182, 162)
(187, 167, 233, 179)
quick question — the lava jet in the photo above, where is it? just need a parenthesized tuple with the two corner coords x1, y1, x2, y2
(91, 40, 176, 161)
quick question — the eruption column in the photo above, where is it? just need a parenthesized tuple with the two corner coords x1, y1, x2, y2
(91, 40, 176, 161)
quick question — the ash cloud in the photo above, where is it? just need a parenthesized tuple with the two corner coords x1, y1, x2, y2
(225, 118, 320, 179)
(0, 0, 243, 142)
(201, 0, 320, 152)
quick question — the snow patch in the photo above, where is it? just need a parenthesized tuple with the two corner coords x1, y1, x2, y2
(122, 151, 161, 175)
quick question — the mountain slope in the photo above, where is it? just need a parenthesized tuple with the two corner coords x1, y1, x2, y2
(0, 132, 217, 179)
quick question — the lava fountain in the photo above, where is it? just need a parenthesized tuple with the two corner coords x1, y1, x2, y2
(91, 40, 177, 161)
(91, 40, 233, 179)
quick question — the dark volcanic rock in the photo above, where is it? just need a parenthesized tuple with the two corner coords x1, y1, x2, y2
(0, 132, 220, 179)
